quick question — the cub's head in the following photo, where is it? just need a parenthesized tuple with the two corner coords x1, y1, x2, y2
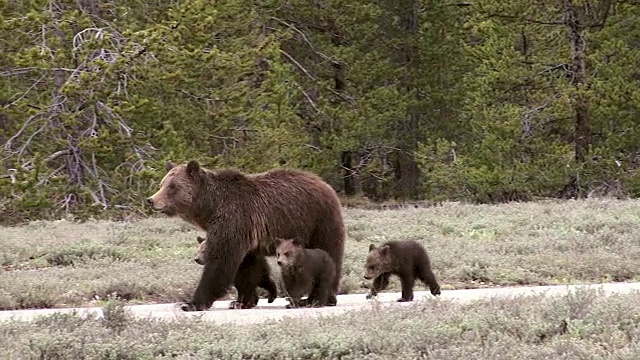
(364, 244, 392, 280)
(146, 160, 204, 218)
(194, 236, 208, 265)
(275, 238, 304, 268)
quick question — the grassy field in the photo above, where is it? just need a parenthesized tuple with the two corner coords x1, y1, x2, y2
(1, 198, 640, 310)
(1, 289, 640, 359)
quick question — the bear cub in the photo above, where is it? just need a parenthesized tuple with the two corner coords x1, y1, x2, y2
(275, 238, 337, 308)
(364, 240, 441, 302)
(195, 236, 278, 309)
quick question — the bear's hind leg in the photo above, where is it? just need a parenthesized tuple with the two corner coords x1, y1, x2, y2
(310, 221, 345, 306)
(311, 279, 332, 307)
(256, 256, 278, 303)
(398, 270, 415, 302)
(230, 253, 267, 309)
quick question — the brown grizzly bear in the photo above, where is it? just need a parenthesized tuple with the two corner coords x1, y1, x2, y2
(364, 240, 441, 302)
(146, 160, 345, 311)
(195, 236, 278, 309)
(275, 238, 336, 308)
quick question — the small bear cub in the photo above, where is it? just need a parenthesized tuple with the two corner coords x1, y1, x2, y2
(364, 240, 441, 302)
(275, 238, 337, 308)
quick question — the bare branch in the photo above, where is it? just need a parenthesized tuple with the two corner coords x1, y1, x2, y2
(487, 13, 564, 25)
(45, 150, 71, 163)
(3, 114, 41, 152)
(1, 169, 17, 184)
(4, 74, 47, 109)
(279, 49, 316, 81)
(296, 84, 320, 113)
(0, 68, 80, 77)
(36, 164, 66, 186)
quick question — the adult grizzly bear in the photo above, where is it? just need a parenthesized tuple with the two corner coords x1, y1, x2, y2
(146, 160, 346, 311)
(195, 236, 278, 309)
(364, 240, 441, 302)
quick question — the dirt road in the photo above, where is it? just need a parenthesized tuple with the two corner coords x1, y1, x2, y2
(2, 282, 639, 325)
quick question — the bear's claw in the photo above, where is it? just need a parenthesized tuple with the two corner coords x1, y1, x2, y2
(229, 300, 257, 309)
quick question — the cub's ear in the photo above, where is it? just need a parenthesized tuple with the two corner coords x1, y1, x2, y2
(165, 161, 176, 170)
(379, 245, 390, 255)
(291, 238, 301, 247)
(369, 244, 377, 252)
(196, 236, 205, 244)
(186, 160, 201, 177)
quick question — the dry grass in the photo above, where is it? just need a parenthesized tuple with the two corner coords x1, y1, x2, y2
(2, 198, 640, 310)
(1, 289, 640, 359)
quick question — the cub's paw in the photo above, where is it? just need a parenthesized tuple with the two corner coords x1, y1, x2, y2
(180, 302, 208, 312)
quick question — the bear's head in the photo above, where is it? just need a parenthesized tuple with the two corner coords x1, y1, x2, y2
(194, 236, 208, 265)
(147, 160, 204, 218)
(363, 244, 392, 280)
(275, 238, 304, 268)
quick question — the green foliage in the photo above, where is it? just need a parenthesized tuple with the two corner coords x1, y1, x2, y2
(416, 1, 640, 202)
(2, 1, 640, 221)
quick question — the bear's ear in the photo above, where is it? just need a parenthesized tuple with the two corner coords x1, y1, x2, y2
(186, 160, 200, 177)
(379, 245, 390, 255)
(291, 238, 301, 247)
(165, 161, 176, 171)
(197, 236, 205, 244)
(369, 244, 377, 252)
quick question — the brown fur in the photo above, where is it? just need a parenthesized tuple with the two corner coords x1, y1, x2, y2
(195, 236, 277, 309)
(147, 160, 345, 311)
(364, 240, 441, 302)
(276, 238, 336, 308)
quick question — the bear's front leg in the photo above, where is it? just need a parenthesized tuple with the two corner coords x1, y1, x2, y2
(366, 272, 390, 299)
(184, 252, 244, 312)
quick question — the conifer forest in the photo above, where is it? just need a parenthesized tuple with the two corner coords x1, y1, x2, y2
(1, 1, 640, 222)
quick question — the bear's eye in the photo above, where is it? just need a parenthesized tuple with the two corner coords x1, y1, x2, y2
(284, 251, 289, 257)
(168, 182, 176, 190)
(368, 265, 375, 271)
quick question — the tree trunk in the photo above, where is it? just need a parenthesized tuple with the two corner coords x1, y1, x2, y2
(330, 29, 356, 195)
(341, 151, 356, 196)
(564, 0, 589, 164)
(392, 0, 422, 199)
(51, 2, 85, 189)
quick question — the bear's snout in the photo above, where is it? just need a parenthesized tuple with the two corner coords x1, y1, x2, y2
(194, 258, 203, 265)
(364, 275, 372, 280)
(276, 260, 283, 266)
(146, 197, 154, 207)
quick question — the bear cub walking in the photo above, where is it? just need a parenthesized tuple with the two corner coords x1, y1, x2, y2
(364, 240, 441, 302)
(275, 238, 337, 308)
(195, 236, 278, 309)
